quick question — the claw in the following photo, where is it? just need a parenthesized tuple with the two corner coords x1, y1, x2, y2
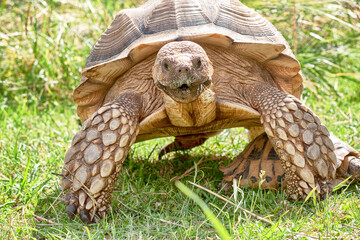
(80, 209, 91, 224)
(66, 204, 77, 219)
(320, 184, 333, 199)
(97, 210, 106, 219)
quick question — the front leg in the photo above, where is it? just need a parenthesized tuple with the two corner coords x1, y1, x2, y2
(247, 84, 336, 199)
(61, 93, 141, 223)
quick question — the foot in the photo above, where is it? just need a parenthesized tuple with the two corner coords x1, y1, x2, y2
(220, 133, 284, 189)
(331, 133, 360, 180)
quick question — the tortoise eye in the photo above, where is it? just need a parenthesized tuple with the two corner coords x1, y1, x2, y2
(163, 61, 170, 71)
(196, 59, 202, 69)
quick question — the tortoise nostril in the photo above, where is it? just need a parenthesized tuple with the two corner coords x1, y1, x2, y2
(179, 84, 189, 91)
(163, 60, 170, 71)
(196, 59, 202, 69)
(178, 67, 190, 73)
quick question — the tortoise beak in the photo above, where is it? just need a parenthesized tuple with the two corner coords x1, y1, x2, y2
(156, 78, 211, 103)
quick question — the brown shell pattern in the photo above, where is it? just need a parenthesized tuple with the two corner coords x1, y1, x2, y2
(75, 0, 303, 120)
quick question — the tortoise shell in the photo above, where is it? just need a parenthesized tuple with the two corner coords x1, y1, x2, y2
(74, 0, 303, 122)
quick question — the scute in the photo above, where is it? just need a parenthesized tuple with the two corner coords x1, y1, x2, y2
(76, 0, 303, 121)
(141, 0, 212, 34)
(214, 0, 276, 37)
(85, 12, 142, 69)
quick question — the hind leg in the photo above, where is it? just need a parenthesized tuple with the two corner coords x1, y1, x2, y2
(220, 133, 284, 189)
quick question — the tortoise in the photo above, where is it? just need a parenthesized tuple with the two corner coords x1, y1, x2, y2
(61, 0, 360, 223)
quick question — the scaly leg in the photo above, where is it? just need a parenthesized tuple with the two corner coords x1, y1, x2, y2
(247, 84, 336, 199)
(61, 93, 140, 223)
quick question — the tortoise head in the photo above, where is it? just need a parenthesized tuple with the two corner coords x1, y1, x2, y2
(153, 41, 213, 103)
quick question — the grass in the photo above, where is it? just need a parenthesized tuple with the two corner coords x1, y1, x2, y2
(0, 0, 359, 239)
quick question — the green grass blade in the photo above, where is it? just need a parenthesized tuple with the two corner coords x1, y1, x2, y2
(175, 180, 231, 240)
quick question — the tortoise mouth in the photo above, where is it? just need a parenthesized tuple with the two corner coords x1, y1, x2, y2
(157, 79, 211, 103)
(179, 84, 190, 91)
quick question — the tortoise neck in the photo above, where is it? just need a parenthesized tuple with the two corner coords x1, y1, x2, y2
(163, 83, 216, 127)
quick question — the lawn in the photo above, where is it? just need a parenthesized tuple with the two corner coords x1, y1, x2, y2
(1, 0, 359, 239)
